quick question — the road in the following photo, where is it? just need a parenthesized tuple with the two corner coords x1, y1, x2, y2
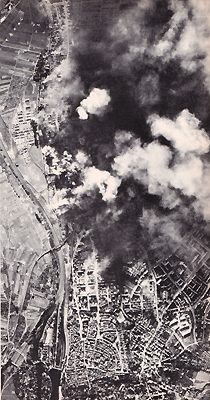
(0, 118, 65, 305)
(0, 118, 70, 389)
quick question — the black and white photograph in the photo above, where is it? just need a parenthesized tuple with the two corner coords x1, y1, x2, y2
(1, 1, 210, 399)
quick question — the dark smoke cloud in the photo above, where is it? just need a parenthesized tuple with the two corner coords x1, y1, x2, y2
(38, 0, 210, 280)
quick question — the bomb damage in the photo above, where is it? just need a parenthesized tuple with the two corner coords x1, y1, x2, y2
(1, 1, 210, 400)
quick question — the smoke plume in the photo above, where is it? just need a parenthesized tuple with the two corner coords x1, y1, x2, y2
(38, 0, 210, 275)
(77, 88, 111, 119)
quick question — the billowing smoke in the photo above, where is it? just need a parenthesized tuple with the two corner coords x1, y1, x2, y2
(37, 58, 84, 136)
(38, 0, 210, 277)
(148, 110, 210, 219)
(77, 88, 111, 119)
(112, 110, 210, 217)
(149, 110, 210, 155)
(72, 166, 120, 201)
(152, 0, 210, 90)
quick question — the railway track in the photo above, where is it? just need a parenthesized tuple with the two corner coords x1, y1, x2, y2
(0, 117, 69, 380)
(0, 124, 65, 304)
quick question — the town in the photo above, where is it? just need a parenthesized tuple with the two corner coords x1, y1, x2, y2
(1, 1, 210, 400)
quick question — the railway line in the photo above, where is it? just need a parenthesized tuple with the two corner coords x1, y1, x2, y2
(0, 116, 69, 380)
(0, 120, 65, 304)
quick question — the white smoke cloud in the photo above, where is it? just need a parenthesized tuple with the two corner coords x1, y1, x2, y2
(147, 111, 210, 217)
(112, 109, 210, 218)
(183, 0, 210, 76)
(77, 88, 111, 119)
(75, 150, 89, 165)
(113, 138, 172, 192)
(148, 110, 210, 156)
(170, 156, 203, 196)
(76, 106, 88, 120)
(44, 58, 76, 83)
(152, 0, 210, 90)
(49, 188, 69, 214)
(73, 166, 120, 202)
(37, 58, 84, 132)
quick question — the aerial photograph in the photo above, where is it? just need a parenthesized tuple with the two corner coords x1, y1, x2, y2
(0, 0, 210, 399)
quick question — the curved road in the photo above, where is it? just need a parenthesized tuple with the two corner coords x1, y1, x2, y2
(0, 122, 65, 304)
(0, 116, 71, 391)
